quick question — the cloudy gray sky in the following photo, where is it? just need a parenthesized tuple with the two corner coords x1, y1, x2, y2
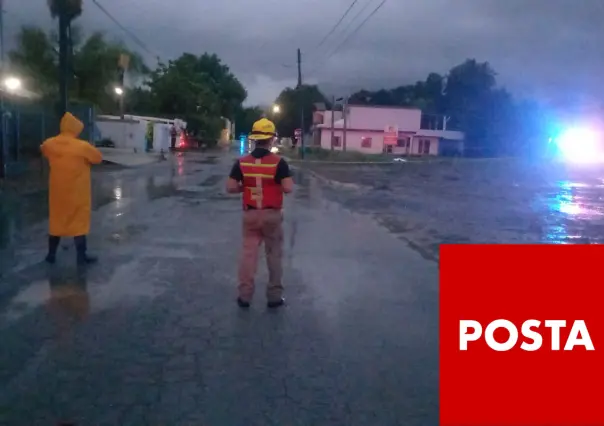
(8, 0, 604, 106)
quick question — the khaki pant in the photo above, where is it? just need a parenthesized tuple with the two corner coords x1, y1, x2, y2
(238, 209, 284, 302)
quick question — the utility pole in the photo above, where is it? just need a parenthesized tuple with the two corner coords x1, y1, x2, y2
(297, 48, 304, 159)
(330, 95, 335, 151)
(297, 48, 302, 88)
(58, 0, 69, 117)
(118, 54, 129, 119)
(0, 0, 4, 63)
(0, 0, 6, 178)
(342, 96, 348, 152)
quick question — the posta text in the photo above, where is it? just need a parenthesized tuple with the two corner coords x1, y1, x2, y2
(459, 319, 595, 351)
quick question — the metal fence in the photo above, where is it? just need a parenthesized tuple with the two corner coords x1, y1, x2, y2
(0, 101, 95, 178)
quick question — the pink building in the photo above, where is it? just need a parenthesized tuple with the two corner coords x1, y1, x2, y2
(314, 105, 464, 156)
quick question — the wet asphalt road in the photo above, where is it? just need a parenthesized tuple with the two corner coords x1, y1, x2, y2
(0, 151, 438, 425)
(303, 158, 604, 260)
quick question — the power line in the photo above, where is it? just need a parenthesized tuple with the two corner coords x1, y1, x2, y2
(264, 1, 362, 71)
(331, 0, 376, 49)
(90, 0, 158, 60)
(308, 0, 387, 77)
(306, 0, 377, 74)
(329, 0, 386, 57)
(314, 0, 359, 50)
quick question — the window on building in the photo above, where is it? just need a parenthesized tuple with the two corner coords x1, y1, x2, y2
(418, 139, 431, 154)
(397, 137, 410, 148)
(332, 136, 341, 147)
(361, 137, 372, 148)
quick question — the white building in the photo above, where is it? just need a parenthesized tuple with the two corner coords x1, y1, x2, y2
(96, 115, 186, 152)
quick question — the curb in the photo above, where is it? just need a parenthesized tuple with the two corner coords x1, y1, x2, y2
(100, 157, 164, 167)
(284, 156, 520, 165)
(288, 160, 398, 165)
(296, 166, 372, 192)
(282, 155, 397, 165)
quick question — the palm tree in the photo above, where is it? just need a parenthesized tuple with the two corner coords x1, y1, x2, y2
(47, 0, 82, 21)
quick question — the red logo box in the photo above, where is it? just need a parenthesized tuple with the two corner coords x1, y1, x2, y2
(440, 245, 604, 426)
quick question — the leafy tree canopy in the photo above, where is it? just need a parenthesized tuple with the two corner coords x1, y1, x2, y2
(10, 22, 248, 140)
(143, 53, 247, 138)
(9, 26, 147, 112)
(274, 84, 329, 137)
(233, 106, 264, 136)
(346, 59, 539, 157)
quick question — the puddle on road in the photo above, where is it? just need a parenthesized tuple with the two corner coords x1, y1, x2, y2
(0, 174, 178, 251)
(541, 179, 604, 244)
(107, 224, 149, 243)
(1, 260, 169, 325)
(147, 182, 179, 200)
(306, 161, 604, 257)
(0, 191, 48, 250)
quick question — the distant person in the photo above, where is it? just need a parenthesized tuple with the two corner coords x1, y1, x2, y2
(170, 125, 177, 150)
(41, 113, 102, 265)
(226, 118, 293, 309)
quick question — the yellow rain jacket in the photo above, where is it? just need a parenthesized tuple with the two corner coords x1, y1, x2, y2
(41, 113, 103, 237)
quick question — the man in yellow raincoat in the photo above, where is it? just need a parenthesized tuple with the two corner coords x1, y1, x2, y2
(41, 113, 103, 265)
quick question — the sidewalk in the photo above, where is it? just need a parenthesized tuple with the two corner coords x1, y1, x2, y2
(98, 147, 163, 167)
(0, 151, 438, 425)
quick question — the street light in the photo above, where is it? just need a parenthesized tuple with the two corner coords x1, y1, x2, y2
(4, 77, 22, 92)
(114, 86, 124, 96)
(272, 104, 280, 114)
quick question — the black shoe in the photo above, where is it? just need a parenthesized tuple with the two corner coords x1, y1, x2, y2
(267, 298, 285, 309)
(237, 298, 250, 308)
(45, 254, 56, 264)
(74, 236, 97, 265)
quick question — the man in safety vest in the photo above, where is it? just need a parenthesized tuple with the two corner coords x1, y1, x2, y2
(226, 118, 294, 308)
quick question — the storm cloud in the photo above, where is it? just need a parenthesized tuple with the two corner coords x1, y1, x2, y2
(8, 0, 604, 105)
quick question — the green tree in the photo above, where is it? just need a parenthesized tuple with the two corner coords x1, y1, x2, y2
(196, 53, 247, 118)
(274, 84, 328, 137)
(347, 59, 521, 157)
(145, 53, 246, 138)
(9, 26, 147, 111)
(126, 87, 155, 115)
(72, 32, 148, 111)
(233, 106, 264, 136)
(8, 27, 57, 95)
(349, 73, 445, 112)
(443, 59, 499, 155)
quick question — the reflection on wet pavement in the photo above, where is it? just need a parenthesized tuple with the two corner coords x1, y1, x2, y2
(541, 179, 604, 244)
(0, 150, 441, 425)
(303, 159, 604, 259)
(0, 152, 216, 277)
(46, 267, 90, 344)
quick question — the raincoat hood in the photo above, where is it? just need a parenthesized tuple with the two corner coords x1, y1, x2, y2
(60, 113, 84, 137)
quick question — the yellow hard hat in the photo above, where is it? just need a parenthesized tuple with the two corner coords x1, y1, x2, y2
(249, 118, 276, 140)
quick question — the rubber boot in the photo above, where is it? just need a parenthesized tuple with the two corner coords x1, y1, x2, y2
(74, 235, 97, 265)
(45, 236, 61, 264)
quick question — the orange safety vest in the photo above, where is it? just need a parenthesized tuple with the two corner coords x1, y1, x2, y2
(239, 153, 283, 210)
